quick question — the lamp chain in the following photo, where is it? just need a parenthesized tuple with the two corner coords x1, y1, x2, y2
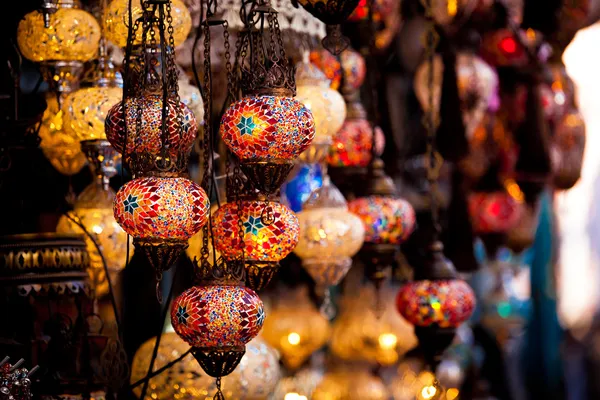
(420, 0, 442, 237)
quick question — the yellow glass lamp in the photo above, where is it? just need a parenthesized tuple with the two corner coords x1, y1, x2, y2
(262, 286, 331, 370)
(272, 367, 325, 400)
(17, 0, 101, 94)
(295, 55, 347, 163)
(330, 284, 417, 366)
(17, 0, 101, 63)
(131, 332, 280, 400)
(104, 0, 192, 49)
(57, 179, 131, 296)
(39, 94, 88, 175)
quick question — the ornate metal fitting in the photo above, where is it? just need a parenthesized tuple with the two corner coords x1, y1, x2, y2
(239, 159, 294, 196)
(82, 48, 123, 88)
(239, 3, 296, 96)
(194, 257, 246, 286)
(191, 346, 246, 378)
(362, 157, 397, 197)
(245, 260, 279, 291)
(414, 325, 457, 367)
(80, 139, 121, 185)
(124, 46, 176, 97)
(322, 24, 350, 55)
(0, 233, 90, 296)
(413, 241, 457, 281)
(0, 357, 36, 400)
(128, 151, 190, 179)
(133, 237, 187, 275)
(40, 61, 84, 97)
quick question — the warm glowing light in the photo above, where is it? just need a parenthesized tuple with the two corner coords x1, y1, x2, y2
(504, 178, 525, 202)
(446, 388, 460, 400)
(421, 385, 437, 399)
(447, 0, 457, 16)
(378, 333, 397, 350)
(500, 37, 518, 54)
(288, 332, 301, 346)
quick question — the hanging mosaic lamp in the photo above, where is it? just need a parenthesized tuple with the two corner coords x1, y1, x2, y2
(396, 241, 476, 367)
(63, 48, 123, 144)
(290, 0, 360, 54)
(17, 0, 101, 94)
(171, 265, 265, 396)
(414, 52, 498, 139)
(469, 260, 531, 346)
(220, 96, 315, 196)
(113, 176, 209, 285)
(105, 93, 198, 172)
(262, 286, 331, 370)
(220, 6, 315, 197)
(347, 159, 416, 288)
(294, 55, 347, 164)
(311, 49, 386, 180)
(468, 187, 525, 257)
(38, 93, 88, 175)
(294, 177, 364, 314)
(104, 0, 192, 49)
(212, 200, 300, 291)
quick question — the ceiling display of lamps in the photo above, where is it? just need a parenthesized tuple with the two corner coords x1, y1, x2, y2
(294, 54, 347, 164)
(108, 0, 209, 293)
(212, 200, 300, 291)
(293, 178, 364, 316)
(262, 286, 331, 370)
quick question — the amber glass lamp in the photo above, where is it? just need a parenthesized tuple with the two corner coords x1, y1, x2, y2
(17, 0, 101, 94)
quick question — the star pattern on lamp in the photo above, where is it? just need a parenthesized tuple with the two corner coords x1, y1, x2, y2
(243, 215, 265, 235)
(176, 305, 189, 326)
(123, 194, 139, 215)
(236, 116, 257, 136)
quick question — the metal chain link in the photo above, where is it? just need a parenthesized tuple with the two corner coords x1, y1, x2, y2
(420, 0, 442, 236)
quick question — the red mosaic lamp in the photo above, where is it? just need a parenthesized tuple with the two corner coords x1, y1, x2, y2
(113, 176, 209, 288)
(219, 5, 315, 197)
(395, 242, 476, 367)
(211, 200, 300, 291)
(171, 261, 265, 398)
(347, 158, 416, 290)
